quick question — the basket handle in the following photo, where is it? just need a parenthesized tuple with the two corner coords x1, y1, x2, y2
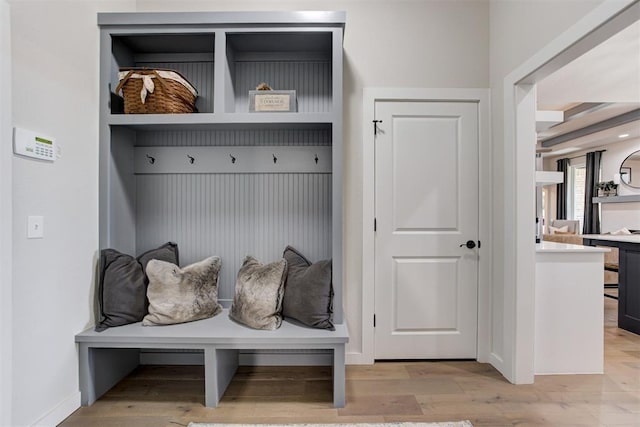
(151, 70, 197, 111)
(114, 69, 135, 95)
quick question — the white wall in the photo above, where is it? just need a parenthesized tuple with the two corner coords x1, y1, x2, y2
(135, 0, 490, 360)
(9, 1, 134, 425)
(545, 137, 640, 232)
(489, 0, 603, 380)
(0, 1, 12, 425)
(8, 0, 488, 423)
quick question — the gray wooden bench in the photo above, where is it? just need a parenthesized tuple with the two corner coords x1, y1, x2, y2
(75, 309, 348, 408)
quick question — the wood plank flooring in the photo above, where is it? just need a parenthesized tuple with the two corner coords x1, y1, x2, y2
(60, 297, 639, 427)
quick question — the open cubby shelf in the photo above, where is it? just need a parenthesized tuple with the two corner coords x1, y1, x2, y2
(226, 32, 333, 114)
(109, 30, 334, 115)
(110, 33, 216, 114)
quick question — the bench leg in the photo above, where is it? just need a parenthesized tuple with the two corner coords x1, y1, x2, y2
(333, 344, 346, 408)
(204, 346, 218, 407)
(78, 344, 96, 406)
(204, 347, 238, 407)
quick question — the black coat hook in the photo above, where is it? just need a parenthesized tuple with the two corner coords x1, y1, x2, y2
(314, 154, 319, 164)
(273, 154, 278, 164)
(187, 155, 195, 164)
(146, 154, 155, 164)
(230, 154, 236, 164)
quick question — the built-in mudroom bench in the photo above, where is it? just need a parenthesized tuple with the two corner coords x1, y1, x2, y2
(75, 11, 348, 408)
(75, 310, 348, 407)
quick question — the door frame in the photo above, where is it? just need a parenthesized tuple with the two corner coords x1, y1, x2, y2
(504, 0, 639, 384)
(359, 88, 492, 364)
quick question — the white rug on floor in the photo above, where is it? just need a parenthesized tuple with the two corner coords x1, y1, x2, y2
(188, 423, 473, 427)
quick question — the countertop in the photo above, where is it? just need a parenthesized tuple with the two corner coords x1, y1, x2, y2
(582, 234, 640, 244)
(536, 240, 610, 253)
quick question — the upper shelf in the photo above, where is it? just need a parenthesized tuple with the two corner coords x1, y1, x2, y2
(98, 11, 346, 27)
(592, 195, 640, 203)
(108, 112, 335, 130)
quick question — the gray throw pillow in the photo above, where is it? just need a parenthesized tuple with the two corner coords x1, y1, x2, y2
(138, 242, 181, 276)
(143, 256, 223, 326)
(282, 246, 334, 330)
(229, 256, 287, 330)
(95, 242, 179, 332)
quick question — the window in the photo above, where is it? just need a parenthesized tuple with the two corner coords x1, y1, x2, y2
(567, 160, 586, 230)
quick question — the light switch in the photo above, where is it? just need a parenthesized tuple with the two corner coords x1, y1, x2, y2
(27, 216, 44, 239)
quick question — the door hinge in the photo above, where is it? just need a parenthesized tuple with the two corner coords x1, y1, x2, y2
(374, 218, 377, 232)
(373, 314, 376, 327)
(373, 119, 382, 135)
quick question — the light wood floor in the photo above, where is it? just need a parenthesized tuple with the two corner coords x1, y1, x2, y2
(60, 296, 640, 427)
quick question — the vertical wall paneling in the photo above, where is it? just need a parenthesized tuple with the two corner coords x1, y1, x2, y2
(136, 173, 332, 304)
(136, 129, 331, 147)
(234, 61, 331, 113)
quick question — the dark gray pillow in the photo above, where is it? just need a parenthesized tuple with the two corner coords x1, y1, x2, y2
(95, 242, 178, 332)
(229, 256, 287, 330)
(138, 242, 180, 276)
(143, 256, 223, 326)
(282, 246, 334, 330)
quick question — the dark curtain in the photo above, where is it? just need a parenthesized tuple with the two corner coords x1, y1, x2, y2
(583, 151, 602, 234)
(556, 158, 570, 219)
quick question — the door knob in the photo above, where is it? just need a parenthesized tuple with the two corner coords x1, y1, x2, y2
(460, 240, 476, 249)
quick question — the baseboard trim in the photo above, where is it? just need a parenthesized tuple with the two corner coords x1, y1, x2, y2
(489, 352, 505, 376)
(346, 351, 372, 365)
(31, 391, 80, 427)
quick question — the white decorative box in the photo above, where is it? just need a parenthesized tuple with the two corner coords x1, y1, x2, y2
(249, 90, 297, 112)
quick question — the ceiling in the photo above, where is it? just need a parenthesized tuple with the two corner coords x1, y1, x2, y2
(536, 20, 640, 157)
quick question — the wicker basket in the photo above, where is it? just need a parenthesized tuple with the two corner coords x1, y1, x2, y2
(116, 68, 198, 114)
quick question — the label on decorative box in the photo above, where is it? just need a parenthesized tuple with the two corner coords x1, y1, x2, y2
(249, 90, 297, 112)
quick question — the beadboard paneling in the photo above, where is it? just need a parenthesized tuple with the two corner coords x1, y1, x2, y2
(135, 129, 331, 147)
(135, 173, 332, 302)
(234, 61, 331, 113)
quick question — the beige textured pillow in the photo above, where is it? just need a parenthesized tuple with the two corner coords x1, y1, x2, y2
(143, 256, 223, 326)
(229, 256, 287, 330)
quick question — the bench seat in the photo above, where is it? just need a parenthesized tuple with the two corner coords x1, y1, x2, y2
(75, 308, 348, 408)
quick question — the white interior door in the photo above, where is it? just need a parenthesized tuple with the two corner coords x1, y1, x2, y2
(374, 100, 479, 359)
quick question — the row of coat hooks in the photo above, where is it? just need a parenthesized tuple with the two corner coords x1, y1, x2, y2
(145, 153, 321, 165)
